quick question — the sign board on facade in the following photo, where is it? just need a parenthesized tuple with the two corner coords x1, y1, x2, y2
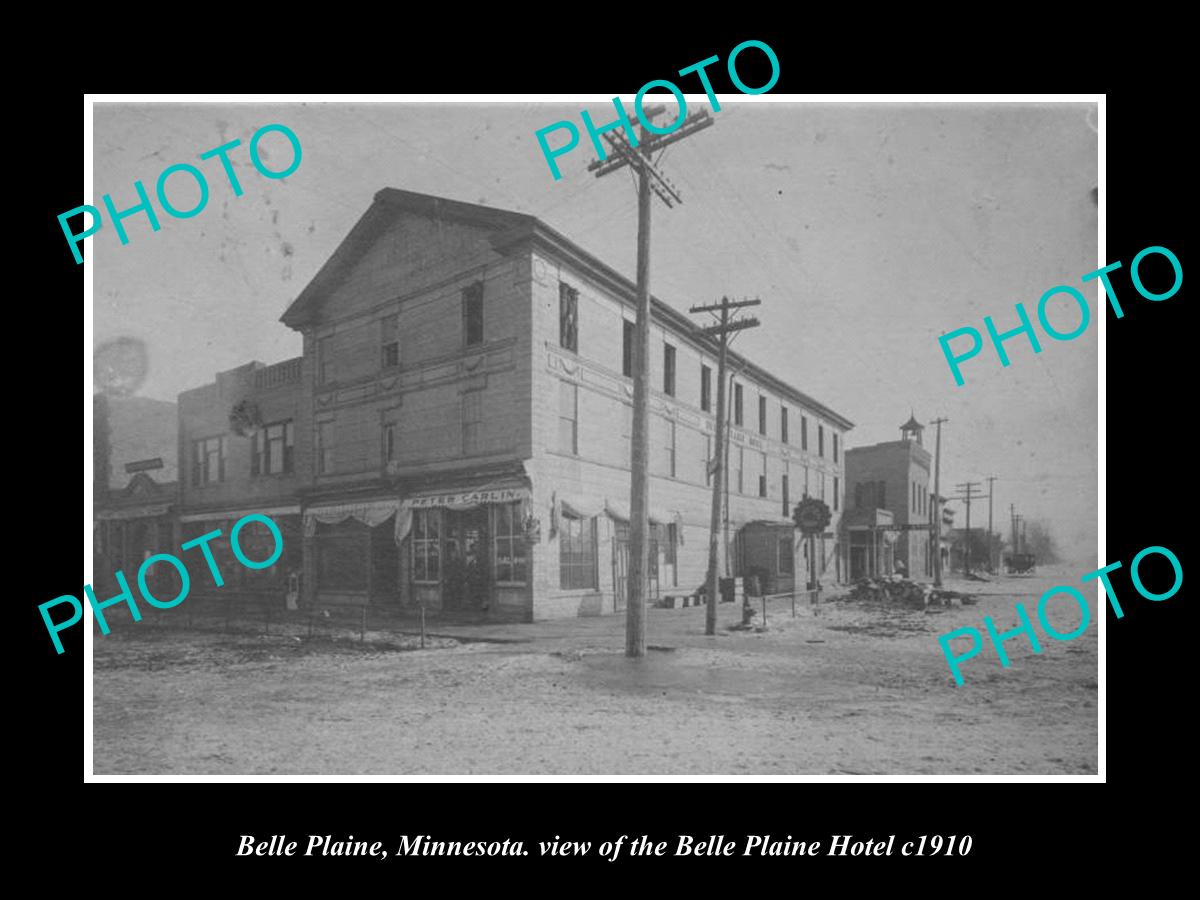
(124, 458, 164, 474)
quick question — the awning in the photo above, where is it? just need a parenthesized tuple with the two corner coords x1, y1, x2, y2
(304, 499, 401, 539)
(603, 499, 676, 526)
(95, 503, 172, 521)
(394, 481, 532, 544)
(179, 504, 300, 524)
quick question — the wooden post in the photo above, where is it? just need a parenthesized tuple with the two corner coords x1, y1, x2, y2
(626, 161, 652, 659)
(420, 603, 426, 649)
(704, 303, 729, 637)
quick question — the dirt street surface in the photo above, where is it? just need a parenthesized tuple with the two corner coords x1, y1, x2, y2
(92, 566, 1098, 775)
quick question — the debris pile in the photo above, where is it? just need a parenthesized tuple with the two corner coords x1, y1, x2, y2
(844, 576, 976, 609)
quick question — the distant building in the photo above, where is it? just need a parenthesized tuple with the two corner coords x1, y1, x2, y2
(93, 394, 178, 596)
(842, 414, 932, 580)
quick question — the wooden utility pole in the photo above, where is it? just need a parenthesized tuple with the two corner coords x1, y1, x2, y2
(929, 417, 948, 587)
(1010, 504, 1019, 559)
(589, 103, 714, 659)
(954, 481, 981, 576)
(690, 297, 761, 636)
(985, 475, 997, 574)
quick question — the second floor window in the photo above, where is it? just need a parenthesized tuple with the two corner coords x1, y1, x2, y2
(734, 384, 743, 426)
(781, 406, 789, 443)
(252, 421, 294, 476)
(381, 314, 399, 369)
(316, 421, 334, 475)
(463, 282, 484, 347)
(818, 424, 825, 457)
(462, 390, 483, 455)
(833, 433, 839, 463)
(758, 452, 767, 498)
(622, 319, 634, 377)
(782, 473, 790, 518)
(191, 436, 225, 486)
(383, 422, 397, 464)
(801, 415, 808, 451)
(559, 282, 579, 352)
(700, 364, 711, 412)
(663, 343, 676, 396)
(758, 395, 767, 435)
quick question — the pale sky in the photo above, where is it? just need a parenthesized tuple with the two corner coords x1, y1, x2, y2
(92, 100, 1098, 563)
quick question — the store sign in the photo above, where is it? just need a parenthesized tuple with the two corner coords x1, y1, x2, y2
(124, 458, 164, 473)
(407, 487, 529, 510)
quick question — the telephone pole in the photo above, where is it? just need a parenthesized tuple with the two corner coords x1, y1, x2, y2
(1010, 503, 1019, 559)
(690, 297, 760, 636)
(929, 417, 948, 586)
(985, 475, 997, 575)
(953, 481, 981, 576)
(589, 103, 714, 659)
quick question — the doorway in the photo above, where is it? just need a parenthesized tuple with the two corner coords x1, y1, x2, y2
(443, 508, 490, 609)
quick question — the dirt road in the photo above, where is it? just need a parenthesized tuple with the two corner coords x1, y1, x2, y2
(92, 567, 1097, 775)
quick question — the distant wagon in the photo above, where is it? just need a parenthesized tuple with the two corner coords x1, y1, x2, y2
(1005, 553, 1037, 574)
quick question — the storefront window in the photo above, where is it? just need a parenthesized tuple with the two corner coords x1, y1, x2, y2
(494, 502, 527, 584)
(412, 509, 441, 583)
(559, 514, 597, 590)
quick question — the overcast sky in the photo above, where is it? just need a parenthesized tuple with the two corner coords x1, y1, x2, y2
(92, 100, 1098, 563)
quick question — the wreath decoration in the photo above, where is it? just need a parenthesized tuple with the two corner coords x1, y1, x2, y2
(229, 399, 263, 437)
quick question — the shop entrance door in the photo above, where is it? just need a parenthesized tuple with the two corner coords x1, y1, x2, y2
(444, 508, 490, 610)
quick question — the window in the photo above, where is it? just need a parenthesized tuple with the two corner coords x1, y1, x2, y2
(734, 384, 743, 426)
(559, 282, 579, 352)
(558, 381, 578, 455)
(494, 501, 527, 584)
(700, 364, 712, 412)
(818, 424, 825, 457)
(316, 421, 334, 475)
(758, 395, 767, 435)
(820, 472, 827, 501)
(833, 433, 839, 463)
(622, 319, 634, 377)
(664, 419, 677, 477)
(781, 406, 789, 444)
(800, 415, 809, 451)
(912, 481, 917, 513)
(191, 436, 225, 485)
(778, 535, 794, 575)
(663, 343, 676, 396)
(559, 514, 597, 589)
(782, 473, 790, 519)
(834, 476, 840, 511)
(252, 420, 294, 476)
(383, 422, 397, 464)
(316, 519, 368, 591)
(412, 509, 441, 582)
(317, 335, 333, 385)
(737, 446, 745, 494)
(463, 282, 484, 347)
(381, 314, 399, 368)
(758, 452, 768, 498)
(462, 391, 483, 455)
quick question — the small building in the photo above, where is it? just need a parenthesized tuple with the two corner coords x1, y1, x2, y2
(736, 520, 799, 596)
(842, 414, 933, 580)
(842, 506, 896, 580)
(93, 394, 178, 598)
(176, 358, 304, 603)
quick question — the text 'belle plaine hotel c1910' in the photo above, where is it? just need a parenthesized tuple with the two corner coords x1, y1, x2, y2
(94, 188, 857, 622)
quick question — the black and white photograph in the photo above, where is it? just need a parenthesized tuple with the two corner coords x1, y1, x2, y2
(84, 95, 1101, 777)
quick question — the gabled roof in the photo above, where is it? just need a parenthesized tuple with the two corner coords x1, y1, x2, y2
(281, 188, 854, 430)
(280, 189, 535, 328)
